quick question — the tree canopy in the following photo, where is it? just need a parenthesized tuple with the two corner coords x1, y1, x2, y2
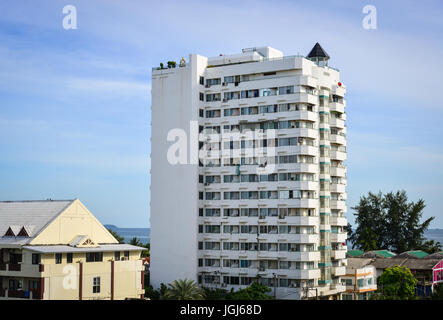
(350, 190, 434, 253)
(107, 228, 125, 243)
(226, 282, 274, 300)
(374, 265, 417, 300)
(163, 279, 205, 300)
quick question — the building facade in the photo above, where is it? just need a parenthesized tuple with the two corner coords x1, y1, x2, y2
(0, 199, 145, 300)
(341, 258, 377, 300)
(151, 44, 348, 299)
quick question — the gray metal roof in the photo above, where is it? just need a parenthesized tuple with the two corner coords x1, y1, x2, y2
(346, 258, 375, 269)
(22, 243, 145, 253)
(0, 200, 74, 245)
(369, 257, 442, 270)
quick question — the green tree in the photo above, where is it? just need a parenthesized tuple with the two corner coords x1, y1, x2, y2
(203, 287, 229, 300)
(145, 285, 160, 300)
(351, 192, 385, 251)
(384, 191, 431, 253)
(376, 265, 417, 300)
(107, 228, 125, 243)
(163, 279, 205, 300)
(226, 282, 274, 300)
(432, 283, 443, 300)
(417, 240, 442, 254)
(129, 237, 150, 257)
(145, 283, 167, 300)
(129, 237, 143, 246)
(351, 190, 434, 253)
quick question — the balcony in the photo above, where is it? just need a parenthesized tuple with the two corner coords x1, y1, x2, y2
(330, 150, 346, 161)
(331, 232, 347, 243)
(331, 266, 346, 276)
(331, 200, 346, 211)
(330, 183, 346, 193)
(330, 166, 346, 177)
(330, 134, 346, 145)
(0, 289, 42, 300)
(329, 102, 345, 113)
(329, 117, 345, 129)
(8, 264, 21, 272)
(331, 249, 347, 260)
(330, 216, 347, 226)
(0, 263, 44, 277)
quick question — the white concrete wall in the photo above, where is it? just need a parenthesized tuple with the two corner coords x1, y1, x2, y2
(150, 54, 208, 288)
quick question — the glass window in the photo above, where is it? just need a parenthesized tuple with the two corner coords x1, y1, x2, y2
(93, 277, 100, 293)
(32, 253, 41, 265)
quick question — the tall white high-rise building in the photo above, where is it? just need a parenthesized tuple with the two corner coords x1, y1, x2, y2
(150, 44, 348, 299)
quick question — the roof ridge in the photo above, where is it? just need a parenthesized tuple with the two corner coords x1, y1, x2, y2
(0, 199, 76, 203)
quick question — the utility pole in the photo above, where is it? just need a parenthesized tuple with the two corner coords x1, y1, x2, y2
(273, 273, 277, 299)
(354, 269, 358, 300)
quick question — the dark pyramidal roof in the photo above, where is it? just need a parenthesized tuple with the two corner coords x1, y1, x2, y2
(307, 42, 330, 59)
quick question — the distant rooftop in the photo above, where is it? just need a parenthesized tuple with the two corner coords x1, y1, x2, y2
(397, 250, 429, 259)
(347, 249, 364, 257)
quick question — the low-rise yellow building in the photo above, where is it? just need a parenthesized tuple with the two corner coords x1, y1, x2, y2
(340, 258, 377, 300)
(0, 199, 145, 300)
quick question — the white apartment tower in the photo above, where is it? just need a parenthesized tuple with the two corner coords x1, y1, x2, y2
(150, 44, 348, 299)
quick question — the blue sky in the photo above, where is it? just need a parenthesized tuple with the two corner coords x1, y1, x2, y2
(0, 0, 442, 228)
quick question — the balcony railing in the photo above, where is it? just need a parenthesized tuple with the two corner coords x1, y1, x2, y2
(8, 264, 21, 271)
(0, 289, 41, 299)
(8, 290, 26, 298)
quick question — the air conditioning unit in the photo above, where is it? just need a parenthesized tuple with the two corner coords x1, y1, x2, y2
(222, 82, 227, 86)
(205, 84, 210, 88)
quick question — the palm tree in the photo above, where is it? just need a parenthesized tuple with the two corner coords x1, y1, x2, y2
(129, 237, 143, 246)
(163, 279, 205, 300)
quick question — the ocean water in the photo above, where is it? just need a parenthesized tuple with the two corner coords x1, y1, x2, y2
(424, 229, 443, 245)
(105, 225, 150, 244)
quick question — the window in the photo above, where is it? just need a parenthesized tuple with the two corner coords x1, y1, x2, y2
(124, 251, 129, 259)
(279, 86, 294, 95)
(199, 92, 204, 101)
(114, 251, 120, 261)
(199, 76, 204, 85)
(224, 76, 234, 84)
(206, 78, 221, 86)
(93, 277, 100, 293)
(55, 253, 62, 264)
(32, 253, 41, 265)
(86, 252, 103, 262)
(199, 109, 204, 117)
(67, 253, 73, 263)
